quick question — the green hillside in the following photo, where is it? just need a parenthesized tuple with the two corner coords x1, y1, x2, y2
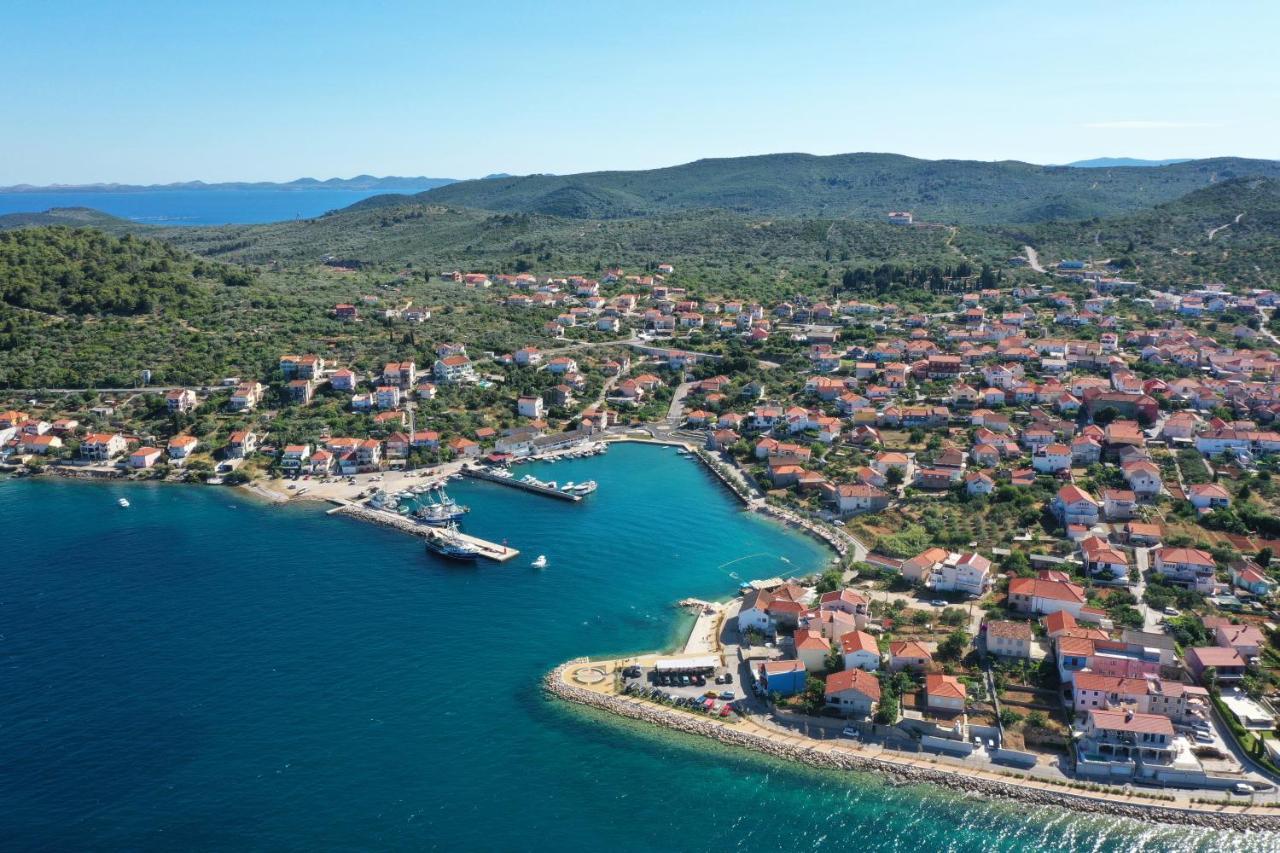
(148, 204, 968, 302)
(0, 226, 248, 316)
(0, 207, 138, 232)
(352, 153, 1280, 224)
(995, 177, 1280, 287)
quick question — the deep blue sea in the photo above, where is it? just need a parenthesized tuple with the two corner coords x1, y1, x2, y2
(0, 188, 419, 226)
(0, 444, 1264, 850)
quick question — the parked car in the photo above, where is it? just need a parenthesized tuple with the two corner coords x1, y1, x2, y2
(719, 691, 735, 701)
(1233, 782, 1256, 795)
(930, 599, 947, 607)
(722, 672, 733, 684)
(1163, 606, 1180, 617)
(841, 727, 859, 738)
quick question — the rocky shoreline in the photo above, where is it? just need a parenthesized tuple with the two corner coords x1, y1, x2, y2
(543, 661, 1280, 832)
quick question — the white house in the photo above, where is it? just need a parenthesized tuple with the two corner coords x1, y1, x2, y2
(434, 355, 475, 383)
(925, 674, 967, 712)
(1032, 443, 1073, 473)
(839, 630, 881, 672)
(517, 395, 545, 419)
(1153, 547, 1217, 594)
(824, 668, 881, 717)
(1052, 485, 1099, 526)
(1187, 483, 1231, 513)
(928, 551, 993, 596)
(81, 432, 127, 461)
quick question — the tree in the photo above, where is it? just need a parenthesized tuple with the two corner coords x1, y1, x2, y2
(1026, 710, 1048, 729)
(886, 466, 905, 487)
(1002, 550, 1030, 575)
(1093, 406, 1119, 426)
(875, 691, 899, 724)
(814, 568, 843, 594)
(824, 644, 842, 675)
(1203, 666, 1219, 695)
(1258, 547, 1273, 568)
(938, 629, 970, 661)
(799, 676, 827, 714)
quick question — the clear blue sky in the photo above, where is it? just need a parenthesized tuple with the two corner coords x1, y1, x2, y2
(4, 0, 1277, 184)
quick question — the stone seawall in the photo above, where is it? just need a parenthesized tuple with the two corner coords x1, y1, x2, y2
(543, 662, 1280, 832)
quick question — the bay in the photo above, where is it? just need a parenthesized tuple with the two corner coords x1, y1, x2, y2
(0, 444, 1259, 850)
(0, 189, 417, 226)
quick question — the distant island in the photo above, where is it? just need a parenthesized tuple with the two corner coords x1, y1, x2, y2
(1063, 158, 1194, 169)
(0, 175, 459, 194)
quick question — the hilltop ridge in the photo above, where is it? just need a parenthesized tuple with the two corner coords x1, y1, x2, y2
(348, 152, 1280, 224)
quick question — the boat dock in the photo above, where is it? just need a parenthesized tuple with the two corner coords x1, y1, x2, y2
(461, 467, 583, 502)
(329, 501, 519, 562)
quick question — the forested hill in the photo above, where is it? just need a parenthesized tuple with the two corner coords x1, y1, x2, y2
(349, 153, 1280, 224)
(995, 177, 1280, 288)
(0, 227, 253, 316)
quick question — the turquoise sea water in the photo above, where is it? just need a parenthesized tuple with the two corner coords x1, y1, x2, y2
(0, 444, 1268, 850)
(0, 188, 418, 225)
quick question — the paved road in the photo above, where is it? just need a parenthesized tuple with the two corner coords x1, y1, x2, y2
(1131, 546, 1164, 631)
(665, 380, 694, 425)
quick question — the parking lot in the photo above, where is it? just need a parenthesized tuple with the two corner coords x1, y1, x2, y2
(620, 663, 743, 717)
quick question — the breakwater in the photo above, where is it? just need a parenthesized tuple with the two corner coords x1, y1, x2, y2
(543, 661, 1280, 832)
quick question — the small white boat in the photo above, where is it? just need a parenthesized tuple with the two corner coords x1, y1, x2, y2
(117, 497, 130, 508)
(532, 555, 548, 569)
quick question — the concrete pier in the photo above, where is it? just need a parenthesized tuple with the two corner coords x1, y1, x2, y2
(331, 502, 519, 562)
(461, 467, 584, 502)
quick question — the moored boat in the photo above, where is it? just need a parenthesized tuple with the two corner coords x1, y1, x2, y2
(424, 524, 480, 562)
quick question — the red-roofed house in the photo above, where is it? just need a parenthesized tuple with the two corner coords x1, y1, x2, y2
(1007, 574, 1090, 620)
(1052, 485, 1099, 526)
(1153, 548, 1217, 594)
(824, 668, 881, 717)
(82, 432, 127, 462)
(1186, 646, 1246, 683)
(888, 640, 932, 672)
(839, 631, 881, 672)
(129, 446, 163, 469)
(925, 673, 966, 712)
(793, 628, 831, 672)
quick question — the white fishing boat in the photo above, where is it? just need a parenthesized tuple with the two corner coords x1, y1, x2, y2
(117, 497, 130, 508)
(532, 555, 548, 568)
(424, 523, 480, 562)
